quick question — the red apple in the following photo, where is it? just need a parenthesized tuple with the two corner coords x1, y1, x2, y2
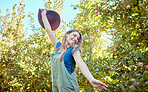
(86, 79, 89, 83)
(96, 29, 99, 32)
(80, 29, 83, 31)
(101, 8, 104, 11)
(138, 62, 143, 67)
(2, 86, 5, 89)
(82, 54, 86, 57)
(83, 18, 86, 21)
(126, 5, 130, 9)
(95, 10, 98, 13)
(144, 71, 148, 73)
(113, 32, 115, 35)
(73, 7, 76, 10)
(119, 35, 122, 38)
(111, 68, 114, 71)
(106, 66, 114, 71)
(105, 7, 108, 10)
(135, 19, 138, 22)
(106, 67, 111, 70)
(95, 7, 97, 10)
(90, 39, 93, 42)
(8, 63, 11, 65)
(142, 40, 145, 43)
(95, 14, 98, 16)
(145, 65, 148, 70)
(75, 68, 77, 71)
(126, 24, 129, 27)
(115, 30, 118, 33)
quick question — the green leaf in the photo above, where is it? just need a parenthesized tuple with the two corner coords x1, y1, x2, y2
(118, 84, 126, 92)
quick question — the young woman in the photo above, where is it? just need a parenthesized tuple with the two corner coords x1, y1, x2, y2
(41, 10, 108, 92)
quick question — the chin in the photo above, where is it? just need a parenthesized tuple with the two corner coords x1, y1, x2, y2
(70, 43, 74, 45)
(67, 41, 75, 45)
(69, 42, 74, 45)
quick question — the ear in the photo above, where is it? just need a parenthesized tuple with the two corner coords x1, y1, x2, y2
(65, 35, 67, 39)
(65, 33, 70, 38)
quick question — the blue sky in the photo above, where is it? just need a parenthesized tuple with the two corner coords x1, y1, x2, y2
(0, 0, 80, 37)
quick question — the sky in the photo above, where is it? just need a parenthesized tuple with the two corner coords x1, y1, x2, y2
(0, 0, 80, 37)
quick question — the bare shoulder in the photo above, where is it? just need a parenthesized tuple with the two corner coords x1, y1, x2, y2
(53, 40, 60, 47)
(73, 50, 81, 58)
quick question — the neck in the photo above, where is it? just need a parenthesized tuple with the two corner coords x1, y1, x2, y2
(61, 41, 71, 50)
(65, 41, 71, 49)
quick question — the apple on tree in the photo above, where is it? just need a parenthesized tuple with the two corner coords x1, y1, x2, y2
(95, 10, 98, 13)
(86, 79, 89, 83)
(145, 65, 148, 70)
(138, 62, 143, 67)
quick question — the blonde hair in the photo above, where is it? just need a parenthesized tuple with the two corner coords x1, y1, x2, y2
(61, 29, 82, 54)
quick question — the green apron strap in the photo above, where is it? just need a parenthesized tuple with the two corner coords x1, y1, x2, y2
(51, 44, 76, 73)
(50, 45, 61, 57)
(71, 61, 76, 73)
(60, 48, 68, 62)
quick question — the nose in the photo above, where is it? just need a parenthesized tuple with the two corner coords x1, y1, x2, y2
(74, 37, 78, 43)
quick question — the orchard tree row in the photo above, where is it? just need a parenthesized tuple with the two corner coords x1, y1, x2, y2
(70, 0, 148, 91)
(0, 0, 65, 91)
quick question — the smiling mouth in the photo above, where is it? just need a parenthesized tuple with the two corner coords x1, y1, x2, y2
(70, 39, 76, 43)
(73, 39, 76, 42)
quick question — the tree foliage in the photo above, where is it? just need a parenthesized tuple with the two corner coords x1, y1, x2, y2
(0, 0, 65, 91)
(70, 0, 148, 91)
(0, 0, 148, 92)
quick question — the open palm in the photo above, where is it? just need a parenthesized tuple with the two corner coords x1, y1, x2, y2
(90, 79, 108, 91)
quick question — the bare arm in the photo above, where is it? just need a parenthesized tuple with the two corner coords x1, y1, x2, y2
(41, 10, 59, 47)
(73, 50, 108, 91)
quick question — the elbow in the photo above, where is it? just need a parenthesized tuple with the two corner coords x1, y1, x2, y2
(77, 60, 87, 68)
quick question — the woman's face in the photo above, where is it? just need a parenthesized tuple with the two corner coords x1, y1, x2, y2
(66, 32, 80, 45)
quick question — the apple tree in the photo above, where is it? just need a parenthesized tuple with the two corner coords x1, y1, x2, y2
(0, 0, 65, 91)
(70, 0, 148, 91)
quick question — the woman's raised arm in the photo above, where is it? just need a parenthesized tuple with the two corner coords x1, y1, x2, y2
(41, 10, 59, 47)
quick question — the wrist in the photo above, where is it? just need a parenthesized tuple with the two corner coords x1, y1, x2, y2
(41, 13, 46, 16)
(89, 77, 94, 83)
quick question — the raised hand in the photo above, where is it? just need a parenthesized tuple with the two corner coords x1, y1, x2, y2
(41, 10, 47, 16)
